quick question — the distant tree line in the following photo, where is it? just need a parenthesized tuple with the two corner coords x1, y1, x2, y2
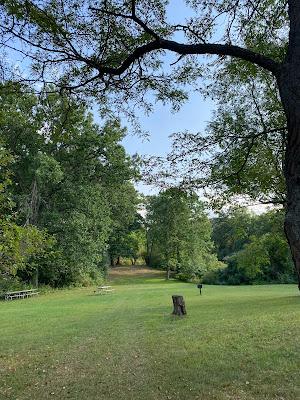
(144, 193, 296, 285)
(206, 207, 296, 285)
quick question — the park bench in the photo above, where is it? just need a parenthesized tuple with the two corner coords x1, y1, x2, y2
(94, 285, 115, 295)
(3, 289, 39, 301)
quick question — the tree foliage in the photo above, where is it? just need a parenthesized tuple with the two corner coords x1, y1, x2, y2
(146, 188, 222, 280)
(208, 207, 296, 285)
(144, 57, 286, 209)
(0, 0, 285, 99)
(0, 144, 54, 289)
(0, 83, 139, 288)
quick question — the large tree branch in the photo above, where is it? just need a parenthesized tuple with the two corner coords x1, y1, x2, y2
(96, 39, 281, 79)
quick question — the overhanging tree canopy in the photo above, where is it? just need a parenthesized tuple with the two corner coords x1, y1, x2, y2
(143, 59, 286, 207)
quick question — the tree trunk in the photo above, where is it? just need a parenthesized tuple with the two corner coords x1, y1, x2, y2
(172, 295, 186, 316)
(26, 178, 40, 226)
(34, 267, 39, 288)
(166, 266, 170, 280)
(280, 103, 300, 290)
(116, 256, 121, 265)
(283, 118, 300, 290)
(146, 232, 153, 266)
(278, 1, 300, 289)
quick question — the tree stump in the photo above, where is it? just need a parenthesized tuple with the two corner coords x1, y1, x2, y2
(172, 295, 186, 316)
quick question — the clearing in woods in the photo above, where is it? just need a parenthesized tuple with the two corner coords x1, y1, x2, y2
(0, 266, 299, 400)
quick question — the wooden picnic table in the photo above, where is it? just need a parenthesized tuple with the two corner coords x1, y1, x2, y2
(3, 289, 39, 301)
(94, 285, 115, 295)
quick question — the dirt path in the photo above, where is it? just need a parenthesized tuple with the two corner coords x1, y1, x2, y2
(108, 265, 165, 281)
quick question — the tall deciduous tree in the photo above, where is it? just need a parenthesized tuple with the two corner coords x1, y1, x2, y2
(0, 84, 138, 286)
(212, 207, 253, 261)
(146, 188, 220, 280)
(107, 186, 140, 266)
(0, 144, 54, 289)
(2, 1, 300, 288)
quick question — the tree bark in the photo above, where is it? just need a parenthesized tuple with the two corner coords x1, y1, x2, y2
(34, 267, 39, 288)
(166, 266, 170, 280)
(172, 295, 186, 316)
(146, 232, 153, 266)
(26, 178, 40, 226)
(278, 0, 300, 289)
(279, 89, 300, 289)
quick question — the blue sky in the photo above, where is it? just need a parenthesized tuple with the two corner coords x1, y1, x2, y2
(122, 92, 214, 157)
(120, 92, 214, 194)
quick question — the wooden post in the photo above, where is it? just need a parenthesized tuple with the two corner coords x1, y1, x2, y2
(172, 295, 186, 316)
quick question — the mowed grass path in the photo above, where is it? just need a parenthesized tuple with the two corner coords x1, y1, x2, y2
(0, 267, 299, 400)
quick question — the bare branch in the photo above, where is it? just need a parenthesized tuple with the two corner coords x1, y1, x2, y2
(89, 2, 159, 39)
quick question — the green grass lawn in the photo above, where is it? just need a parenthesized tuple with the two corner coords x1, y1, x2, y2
(0, 267, 299, 400)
